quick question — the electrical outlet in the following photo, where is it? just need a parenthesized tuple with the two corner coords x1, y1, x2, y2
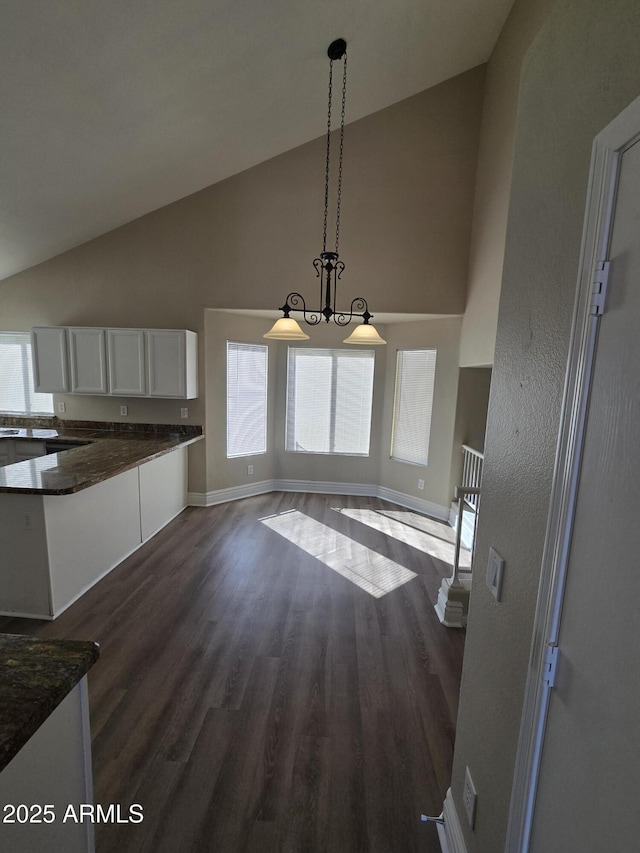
(24, 514, 33, 531)
(417, 479, 425, 490)
(247, 465, 254, 475)
(120, 405, 128, 416)
(487, 546, 505, 601)
(180, 407, 188, 419)
(463, 766, 477, 829)
(58, 402, 66, 413)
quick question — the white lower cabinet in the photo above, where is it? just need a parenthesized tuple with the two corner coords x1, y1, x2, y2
(0, 447, 188, 619)
(0, 678, 94, 853)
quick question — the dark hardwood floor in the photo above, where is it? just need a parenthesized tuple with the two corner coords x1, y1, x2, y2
(0, 492, 465, 852)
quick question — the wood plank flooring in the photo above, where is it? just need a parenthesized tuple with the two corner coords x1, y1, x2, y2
(0, 492, 465, 852)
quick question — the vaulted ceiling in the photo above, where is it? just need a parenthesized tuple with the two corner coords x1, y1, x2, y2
(0, 0, 513, 282)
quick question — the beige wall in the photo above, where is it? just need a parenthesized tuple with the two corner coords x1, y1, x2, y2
(378, 317, 462, 510)
(204, 311, 462, 512)
(204, 311, 278, 493)
(449, 366, 491, 496)
(451, 1, 640, 851)
(459, 0, 556, 367)
(0, 66, 484, 495)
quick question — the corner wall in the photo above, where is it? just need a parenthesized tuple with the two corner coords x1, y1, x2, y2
(204, 312, 463, 515)
(459, 0, 556, 367)
(451, 2, 640, 851)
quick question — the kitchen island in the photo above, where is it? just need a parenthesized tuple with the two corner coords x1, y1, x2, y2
(0, 633, 99, 852)
(0, 420, 203, 619)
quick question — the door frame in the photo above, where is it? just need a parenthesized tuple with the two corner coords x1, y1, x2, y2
(504, 93, 640, 853)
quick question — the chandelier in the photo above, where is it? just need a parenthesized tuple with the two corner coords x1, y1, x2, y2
(264, 39, 386, 345)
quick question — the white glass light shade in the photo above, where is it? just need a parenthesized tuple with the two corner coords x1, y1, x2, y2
(263, 317, 310, 341)
(343, 323, 386, 345)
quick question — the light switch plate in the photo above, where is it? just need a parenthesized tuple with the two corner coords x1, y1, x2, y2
(463, 766, 477, 829)
(487, 546, 505, 601)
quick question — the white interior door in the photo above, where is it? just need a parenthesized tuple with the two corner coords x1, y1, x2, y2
(528, 135, 640, 851)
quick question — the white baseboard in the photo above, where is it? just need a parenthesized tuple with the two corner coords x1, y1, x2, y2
(188, 480, 450, 521)
(188, 479, 276, 506)
(377, 486, 449, 521)
(441, 789, 468, 853)
(0, 608, 55, 621)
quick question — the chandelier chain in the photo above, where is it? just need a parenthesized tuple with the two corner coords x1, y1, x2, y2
(335, 51, 347, 254)
(322, 58, 334, 254)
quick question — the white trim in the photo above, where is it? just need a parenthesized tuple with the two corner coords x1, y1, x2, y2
(78, 675, 96, 853)
(188, 480, 450, 521)
(506, 94, 640, 852)
(441, 789, 468, 853)
(376, 486, 449, 520)
(274, 478, 377, 496)
(0, 608, 55, 621)
(188, 479, 276, 506)
(435, 576, 471, 628)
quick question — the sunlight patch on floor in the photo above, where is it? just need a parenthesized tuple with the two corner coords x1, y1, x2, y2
(332, 507, 472, 569)
(260, 510, 417, 598)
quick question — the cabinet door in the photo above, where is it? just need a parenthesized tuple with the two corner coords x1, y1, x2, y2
(146, 330, 187, 398)
(0, 442, 13, 467)
(13, 440, 46, 462)
(31, 327, 69, 393)
(107, 329, 146, 396)
(68, 328, 108, 394)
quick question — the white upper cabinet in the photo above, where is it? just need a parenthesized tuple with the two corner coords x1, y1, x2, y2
(31, 326, 197, 399)
(107, 329, 146, 396)
(68, 328, 108, 394)
(147, 330, 197, 399)
(31, 327, 69, 393)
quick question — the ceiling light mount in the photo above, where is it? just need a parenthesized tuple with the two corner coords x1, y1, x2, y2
(265, 39, 386, 345)
(327, 38, 347, 61)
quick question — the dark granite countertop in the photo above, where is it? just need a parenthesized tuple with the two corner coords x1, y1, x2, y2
(0, 633, 99, 772)
(0, 420, 203, 495)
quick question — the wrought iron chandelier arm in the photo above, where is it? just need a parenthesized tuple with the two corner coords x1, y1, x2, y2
(333, 297, 371, 326)
(281, 292, 323, 326)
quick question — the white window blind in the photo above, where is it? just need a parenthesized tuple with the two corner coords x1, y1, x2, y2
(390, 349, 437, 466)
(226, 341, 268, 458)
(0, 332, 54, 415)
(286, 347, 375, 456)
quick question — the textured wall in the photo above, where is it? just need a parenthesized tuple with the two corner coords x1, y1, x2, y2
(459, 0, 555, 367)
(451, 1, 640, 851)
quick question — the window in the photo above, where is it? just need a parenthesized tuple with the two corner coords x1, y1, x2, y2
(390, 349, 437, 466)
(226, 341, 268, 457)
(286, 347, 375, 456)
(0, 332, 54, 415)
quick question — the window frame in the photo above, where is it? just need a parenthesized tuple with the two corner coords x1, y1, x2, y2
(285, 346, 376, 457)
(226, 340, 269, 459)
(390, 348, 437, 467)
(0, 331, 54, 416)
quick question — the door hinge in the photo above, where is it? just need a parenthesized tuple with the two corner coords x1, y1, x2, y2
(590, 260, 610, 315)
(542, 644, 559, 688)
